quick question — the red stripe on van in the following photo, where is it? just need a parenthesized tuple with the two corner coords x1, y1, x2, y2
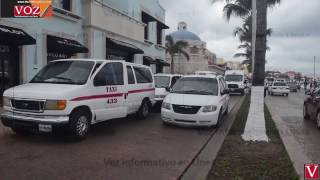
(70, 88, 155, 101)
(128, 88, 155, 94)
(71, 93, 124, 101)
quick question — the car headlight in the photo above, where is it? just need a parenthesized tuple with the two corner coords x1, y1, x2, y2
(45, 100, 67, 110)
(162, 102, 171, 110)
(202, 105, 217, 113)
(2, 96, 11, 107)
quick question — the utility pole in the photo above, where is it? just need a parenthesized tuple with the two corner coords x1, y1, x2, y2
(252, 0, 257, 81)
(314, 56, 316, 81)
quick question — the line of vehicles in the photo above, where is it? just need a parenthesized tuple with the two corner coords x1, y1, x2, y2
(265, 77, 302, 97)
(1, 59, 247, 140)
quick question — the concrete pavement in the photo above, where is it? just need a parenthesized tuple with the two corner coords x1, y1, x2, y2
(266, 92, 320, 178)
(0, 97, 241, 180)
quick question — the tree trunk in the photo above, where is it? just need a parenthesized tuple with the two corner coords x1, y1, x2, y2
(170, 55, 174, 74)
(253, 0, 267, 86)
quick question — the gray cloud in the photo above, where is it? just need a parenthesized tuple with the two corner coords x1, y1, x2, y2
(160, 0, 320, 74)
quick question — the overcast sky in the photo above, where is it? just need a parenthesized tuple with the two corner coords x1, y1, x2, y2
(160, 0, 320, 75)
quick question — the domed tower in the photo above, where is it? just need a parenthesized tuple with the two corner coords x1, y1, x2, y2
(168, 22, 201, 42)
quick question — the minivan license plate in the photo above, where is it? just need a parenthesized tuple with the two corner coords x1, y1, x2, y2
(39, 124, 52, 132)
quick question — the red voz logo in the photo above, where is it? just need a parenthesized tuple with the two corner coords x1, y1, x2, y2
(14, 6, 40, 17)
(305, 164, 319, 179)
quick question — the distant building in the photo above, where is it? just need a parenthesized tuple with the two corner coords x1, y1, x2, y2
(165, 22, 216, 74)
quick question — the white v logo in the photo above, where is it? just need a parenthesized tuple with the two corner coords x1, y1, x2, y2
(306, 165, 319, 177)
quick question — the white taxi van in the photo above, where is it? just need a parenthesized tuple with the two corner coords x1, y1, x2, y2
(154, 74, 182, 103)
(161, 74, 230, 127)
(1, 59, 155, 140)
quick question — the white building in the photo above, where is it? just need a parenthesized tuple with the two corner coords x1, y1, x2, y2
(165, 22, 216, 75)
(83, 0, 169, 73)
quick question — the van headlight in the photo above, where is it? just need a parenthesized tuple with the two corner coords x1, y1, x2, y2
(2, 96, 11, 107)
(45, 100, 67, 110)
(162, 102, 171, 110)
(202, 105, 217, 112)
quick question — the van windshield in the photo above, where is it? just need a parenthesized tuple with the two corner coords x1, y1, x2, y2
(154, 76, 170, 88)
(30, 61, 94, 85)
(171, 77, 218, 96)
(225, 75, 243, 82)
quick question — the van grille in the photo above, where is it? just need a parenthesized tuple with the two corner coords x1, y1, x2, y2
(172, 105, 201, 114)
(228, 84, 239, 89)
(11, 99, 45, 112)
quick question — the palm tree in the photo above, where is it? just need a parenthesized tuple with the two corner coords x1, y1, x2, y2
(165, 35, 190, 74)
(222, 0, 280, 85)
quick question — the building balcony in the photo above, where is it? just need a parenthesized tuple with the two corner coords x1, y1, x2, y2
(84, 0, 145, 42)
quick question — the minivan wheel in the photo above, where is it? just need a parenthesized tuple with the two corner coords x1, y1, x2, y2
(215, 110, 223, 128)
(317, 113, 320, 129)
(137, 100, 150, 119)
(69, 110, 91, 141)
(224, 104, 229, 115)
(303, 105, 309, 120)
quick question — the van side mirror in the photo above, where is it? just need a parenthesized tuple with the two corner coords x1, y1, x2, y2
(165, 87, 171, 92)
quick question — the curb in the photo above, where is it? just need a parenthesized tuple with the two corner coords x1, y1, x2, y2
(179, 96, 246, 180)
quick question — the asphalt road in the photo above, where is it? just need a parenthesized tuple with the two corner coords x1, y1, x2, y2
(266, 91, 320, 163)
(0, 96, 241, 180)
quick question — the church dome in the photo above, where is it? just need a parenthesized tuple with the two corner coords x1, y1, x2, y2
(168, 22, 201, 41)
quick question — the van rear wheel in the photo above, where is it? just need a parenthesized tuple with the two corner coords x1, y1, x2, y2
(137, 100, 150, 119)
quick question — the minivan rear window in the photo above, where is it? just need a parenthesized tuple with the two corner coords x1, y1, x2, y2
(133, 67, 152, 83)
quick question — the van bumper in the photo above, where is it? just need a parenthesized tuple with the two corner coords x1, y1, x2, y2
(1, 111, 69, 130)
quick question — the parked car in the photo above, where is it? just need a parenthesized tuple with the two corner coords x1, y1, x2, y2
(269, 82, 290, 96)
(161, 74, 230, 127)
(154, 74, 182, 104)
(303, 89, 320, 128)
(224, 70, 245, 96)
(1, 59, 155, 140)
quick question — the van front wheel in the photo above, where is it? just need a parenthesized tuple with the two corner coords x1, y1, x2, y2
(69, 110, 91, 141)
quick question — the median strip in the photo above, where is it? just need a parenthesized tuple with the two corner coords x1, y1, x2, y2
(206, 95, 299, 180)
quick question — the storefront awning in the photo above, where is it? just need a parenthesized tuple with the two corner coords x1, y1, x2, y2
(143, 56, 157, 64)
(47, 35, 88, 54)
(156, 59, 170, 66)
(142, 12, 169, 29)
(0, 25, 36, 46)
(106, 38, 144, 54)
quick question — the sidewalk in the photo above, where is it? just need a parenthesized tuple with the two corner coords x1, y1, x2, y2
(265, 98, 309, 180)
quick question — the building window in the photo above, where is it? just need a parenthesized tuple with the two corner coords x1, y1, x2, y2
(54, 0, 71, 11)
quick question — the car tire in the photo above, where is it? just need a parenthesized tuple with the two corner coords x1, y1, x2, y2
(69, 110, 91, 141)
(11, 127, 33, 136)
(137, 100, 150, 119)
(303, 105, 309, 120)
(317, 112, 320, 129)
(224, 104, 229, 115)
(215, 109, 223, 128)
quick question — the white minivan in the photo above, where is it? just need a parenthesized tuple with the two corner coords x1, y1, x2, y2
(161, 75, 230, 127)
(1, 59, 155, 140)
(154, 74, 182, 103)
